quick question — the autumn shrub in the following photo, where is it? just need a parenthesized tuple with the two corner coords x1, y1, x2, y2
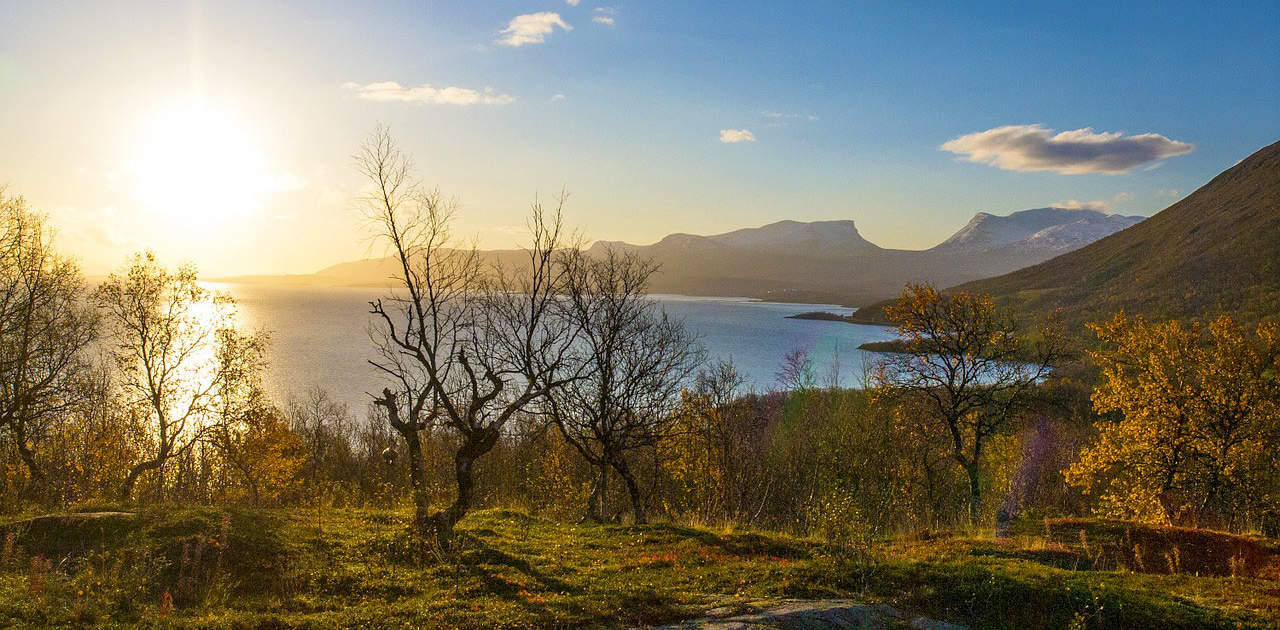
(1067, 314, 1280, 531)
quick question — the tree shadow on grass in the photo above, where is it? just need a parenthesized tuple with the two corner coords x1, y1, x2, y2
(456, 534, 579, 595)
(635, 523, 815, 560)
(450, 533, 691, 626)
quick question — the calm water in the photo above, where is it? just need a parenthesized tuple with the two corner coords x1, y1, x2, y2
(210, 284, 898, 413)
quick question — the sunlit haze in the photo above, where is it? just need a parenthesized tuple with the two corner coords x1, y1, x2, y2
(2, 1, 1277, 276)
(2, 3, 1280, 625)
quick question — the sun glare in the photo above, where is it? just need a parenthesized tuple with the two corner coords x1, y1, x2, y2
(130, 104, 286, 222)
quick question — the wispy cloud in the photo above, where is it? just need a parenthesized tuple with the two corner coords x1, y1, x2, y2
(1053, 199, 1113, 213)
(1157, 188, 1181, 199)
(59, 205, 129, 248)
(761, 110, 818, 128)
(719, 129, 756, 144)
(592, 6, 618, 25)
(499, 12, 571, 47)
(550, 93, 566, 102)
(1052, 191, 1138, 214)
(941, 124, 1193, 174)
(763, 110, 818, 121)
(565, 0, 580, 5)
(344, 81, 514, 105)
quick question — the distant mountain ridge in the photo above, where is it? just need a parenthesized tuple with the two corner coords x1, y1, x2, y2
(850, 140, 1280, 328)
(593, 220, 883, 258)
(222, 207, 1146, 306)
(938, 208, 1143, 252)
(577, 209, 1143, 304)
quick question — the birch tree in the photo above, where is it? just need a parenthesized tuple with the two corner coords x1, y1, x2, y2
(0, 190, 98, 495)
(357, 127, 581, 538)
(872, 283, 1058, 524)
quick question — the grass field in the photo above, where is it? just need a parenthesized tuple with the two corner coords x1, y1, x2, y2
(0, 507, 1276, 629)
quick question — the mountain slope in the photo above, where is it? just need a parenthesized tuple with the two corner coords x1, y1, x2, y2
(851, 140, 1280, 327)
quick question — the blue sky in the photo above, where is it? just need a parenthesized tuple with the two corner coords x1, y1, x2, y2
(1, 0, 1276, 274)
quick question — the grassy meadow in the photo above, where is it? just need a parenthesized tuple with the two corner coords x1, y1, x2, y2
(1, 507, 1277, 629)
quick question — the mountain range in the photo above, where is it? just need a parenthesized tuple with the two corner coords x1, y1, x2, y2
(235, 208, 1143, 306)
(586, 209, 1142, 304)
(850, 140, 1280, 328)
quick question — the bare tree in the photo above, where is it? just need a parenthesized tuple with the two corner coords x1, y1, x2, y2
(0, 190, 98, 495)
(871, 283, 1059, 524)
(684, 359, 765, 523)
(776, 348, 817, 393)
(288, 387, 354, 520)
(547, 246, 703, 524)
(95, 252, 236, 500)
(356, 126, 581, 537)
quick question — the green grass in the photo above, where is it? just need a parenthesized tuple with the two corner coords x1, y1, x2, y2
(0, 508, 1276, 629)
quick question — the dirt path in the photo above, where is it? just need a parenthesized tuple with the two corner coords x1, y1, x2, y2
(656, 599, 967, 629)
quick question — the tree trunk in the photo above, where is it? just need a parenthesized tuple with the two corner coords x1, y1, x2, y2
(246, 476, 261, 507)
(218, 434, 263, 507)
(586, 457, 608, 522)
(611, 456, 646, 524)
(965, 462, 982, 526)
(121, 456, 165, 501)
(432, 427, 499, 539)
(14, 434, 46, 501)
(401, 429, 431, 531)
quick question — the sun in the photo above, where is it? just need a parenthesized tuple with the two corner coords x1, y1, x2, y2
(130, 104, 284, 222)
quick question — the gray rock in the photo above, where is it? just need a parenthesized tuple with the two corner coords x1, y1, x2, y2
(655, 599, 967, 630)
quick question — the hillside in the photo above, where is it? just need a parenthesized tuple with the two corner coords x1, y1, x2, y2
(1, 507, 1276, 629)
(850, 140, 1280, 328)
(227, 210, 1144, 306)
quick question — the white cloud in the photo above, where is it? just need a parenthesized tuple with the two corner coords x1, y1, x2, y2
(1157, 188, 1181, 198)
(593, 6, 619, 24)
(344, 81, 514, 105)
(565, 0, 580, 5)
(762, 110, 816, 120)
(719, 129, 756, 144)
(1053, 199, 1112, 213)
(1051, 191, 1139, 214)
(550, 93, 566, 102)
(499, 12, 571, 47)
(761, 110, 818, 126)
(941, 124, 1193, 174)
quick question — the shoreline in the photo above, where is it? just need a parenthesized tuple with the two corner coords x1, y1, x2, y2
(210, 277, 872, 310)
